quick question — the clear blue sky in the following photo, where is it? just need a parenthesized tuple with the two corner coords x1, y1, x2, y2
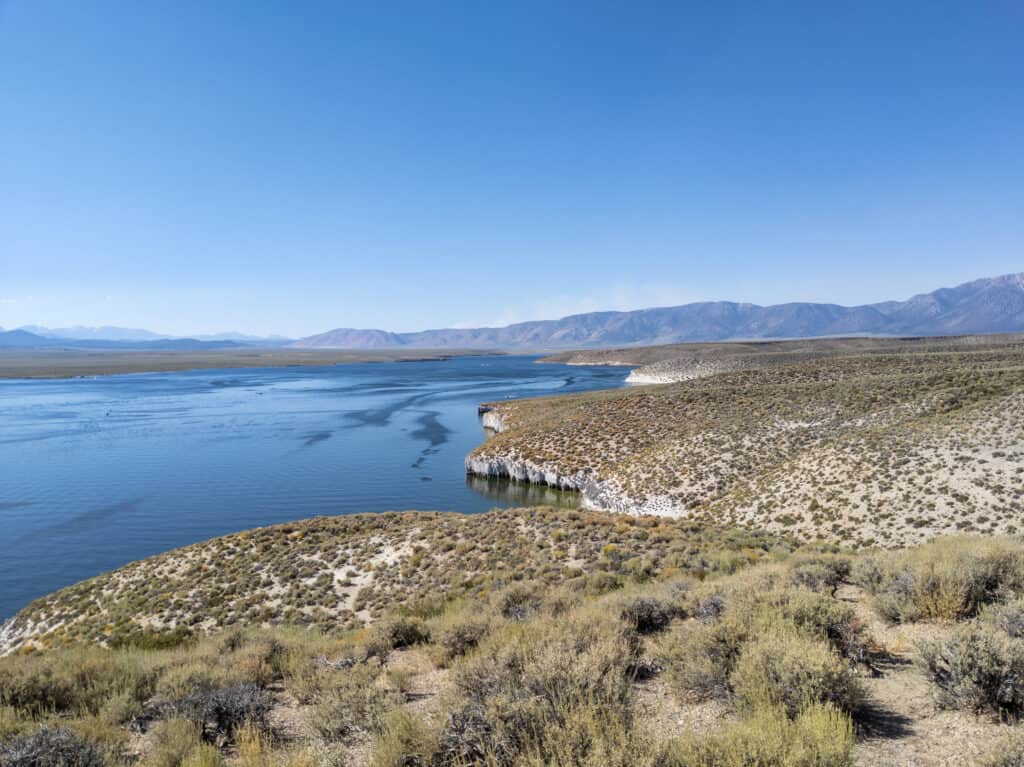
(2, 1, 1022, 337)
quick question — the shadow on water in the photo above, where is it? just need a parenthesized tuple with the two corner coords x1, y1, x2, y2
(0, 502, 32, 511)
(410, 411, 451, 447)
(301, 430, 333, 447)
(466, 475, 582, 509)
(16, 497, 145, 542)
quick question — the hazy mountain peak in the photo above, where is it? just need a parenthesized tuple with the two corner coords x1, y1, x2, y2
(293, 273, 1024, 349)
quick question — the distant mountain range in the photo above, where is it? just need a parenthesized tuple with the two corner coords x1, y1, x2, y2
(18, 325, 168, 342)
(0, 326, 293, 350)
(294, 273, 1024, 349)
(5, 273, 1022, 352)
(0, 330, 248, 351)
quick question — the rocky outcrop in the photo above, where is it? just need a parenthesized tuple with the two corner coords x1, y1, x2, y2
(465, 451, 684, 517)
(465, 453, 590, 491)
(468, 405, 685, 517)
(581, 482, 684, 517)
(626, 356, 741, 385)
(478, 406, 511, 433)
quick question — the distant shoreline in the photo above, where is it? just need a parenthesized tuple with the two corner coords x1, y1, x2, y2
(0, 348, 503, 379)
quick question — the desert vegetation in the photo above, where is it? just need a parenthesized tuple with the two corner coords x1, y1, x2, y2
(6, 530, 1024, 764)
(476, 337, 1024, 546)
(1, 508, 783, 654)
(5, 336, 1024, 765)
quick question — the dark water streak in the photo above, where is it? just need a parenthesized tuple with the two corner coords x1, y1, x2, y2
(0, 355, 627, 619)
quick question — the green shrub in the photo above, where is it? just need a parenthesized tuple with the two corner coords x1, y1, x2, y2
(0, 707, 31, 743)
(143, 718, 222, 767)
(776, 589, 869, 664)
(0, 647, 158, 717)
(859, 537, 1024, 623)
(441, 610, 639, 763)
(306, 665, 401, 745)
(107, 628, 195, 651)
(493, 583, 544, 621)
(984, 599, 1024, 640)
(788, 554, 852, 595)
(658, 617, 747, 702)
(730, 631, 863, 718)
(430, 612, 492, 663)
(364, 617, 430, 661)
(662, 703, 854, 767)
(369, 711, 438, 767)
(919, 624, 1024, 717)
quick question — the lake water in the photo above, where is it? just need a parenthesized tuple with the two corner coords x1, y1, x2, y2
(0, 355, 627, 619)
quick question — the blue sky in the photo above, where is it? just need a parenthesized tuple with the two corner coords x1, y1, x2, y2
(2, 1, 1022, 337)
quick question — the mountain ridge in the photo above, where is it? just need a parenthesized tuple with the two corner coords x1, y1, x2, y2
(294, 272, 1024, 349)
(0, 330, 247, 351)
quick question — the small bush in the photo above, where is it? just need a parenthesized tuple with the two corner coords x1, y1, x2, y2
(0, 647, 158, 718)
(730, 631, 863, 718)
(235, 722, 273, 767)
(493, 583, 543, 621)
(694, 594, 726, 623)
(862, 537, 1024, 623)
(0, 725, 105, 767)
(306, 665, 401, 745)
(985, 599, 1024, 640)
(108, 628, 195, 651)
(365, 617, 429, 661)
(789, 554, 851, 595)
(172, 683, 272, 743)
(658, 617, 747, 701)
(369, 711, 438, 767)
(430, 612, 491, 663)
(919, 624, 1024, 717)
(0, 707, 31, 742)
(143, 718, 222, 767)
(662, 703, 854, 767)
(144, 716, 222, 765)
(778, 588, 869, 664)
(443, 610, 639, 763)
(618, 596, 675, 635)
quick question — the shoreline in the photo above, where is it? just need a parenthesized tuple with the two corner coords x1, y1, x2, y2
(0, 348, 502, 380)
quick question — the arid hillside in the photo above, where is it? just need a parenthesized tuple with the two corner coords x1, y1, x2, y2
(6, 531, 1024, 766)
(474, 338, 1024, 547)
(543, 333, 1024, 383)
(1, 508, 781, 655)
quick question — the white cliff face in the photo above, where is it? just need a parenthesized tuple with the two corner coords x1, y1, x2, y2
(625, 356, 740, 385)
(465, 450, 685, 518)
(480, 409, 510, 433)
(465, 453, 590, 491)
(625, 369, 681, 385)
(467, 405, 687, 518)
(0, 615, 38, 656)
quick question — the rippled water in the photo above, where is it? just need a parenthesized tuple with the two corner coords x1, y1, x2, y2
(0, 355, 626, 619)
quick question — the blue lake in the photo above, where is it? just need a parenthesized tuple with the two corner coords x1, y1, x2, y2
(0, 355, 627, 619)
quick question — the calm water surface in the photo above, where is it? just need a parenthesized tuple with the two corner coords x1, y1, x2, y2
(0, 355, 626, 619)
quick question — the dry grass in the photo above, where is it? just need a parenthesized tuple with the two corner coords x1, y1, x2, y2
(8, 533, 1024, 765)
(475, 338, 1024, 546)
(1, 507, 787, 654)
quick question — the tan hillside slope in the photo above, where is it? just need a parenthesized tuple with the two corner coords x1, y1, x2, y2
(472, 342, 1024, 547)
(542, 333, 1024, 383)
(8, 534, 1024, 766)
(1, 507, 782, 656)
